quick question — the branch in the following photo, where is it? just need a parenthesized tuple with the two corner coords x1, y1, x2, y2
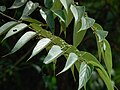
(0, 11, 17, 21)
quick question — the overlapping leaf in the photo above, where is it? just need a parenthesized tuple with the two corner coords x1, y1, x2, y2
(44, 45, 63, 64)
(70, 5, 86, 47)
(52, 10, 66, 23)
(51, 0, 62, 11)
(9, 0, 27, 9)
(79, 51, 114, 90)
(21, 1, 39, 18)
(104, 39, 112, 77)
(9, 31, 36, 54)
(40, 9, 55, 33)
(96, 30, 108, 42)
(57, 52, 78, 75)
(60, 0, 73, 12)
(44, 0, 53, 9)
(73, 21, 87, 47)
(2, 23, 28, 41)
(0, 21, 18, 36)
(78, 62, 94, 90)
(79, 16, 95, 31)
(70, 5, 85, 23)
(28, 38, 51, 61)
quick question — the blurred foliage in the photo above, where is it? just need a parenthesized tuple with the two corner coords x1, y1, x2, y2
(0, 0, 120, 90)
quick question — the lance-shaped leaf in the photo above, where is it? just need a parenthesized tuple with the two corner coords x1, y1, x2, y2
(44, 45, 63, 64)
(104, 39, 112, 77)
(44, 0, 53, 9)
(52, 10, 66, 23)
(9, 0, 27, 9)
(51, 0, 62, 11)
(21, 17, 42, 24)
(57, 53, 78, 75)
(40, 9, 55, 33)
(21, 1, 39, 18)
(73, 21, 87, 47)
(79, 51, 114, 90)
(70, 5, 85, 23)
(9, 31, 36, 54)
(28, 38, 51, 61)
(96, 30, 108, 42)
(2, 23, 27, 41)
(60, 0, 73, 13)
(78, 62, 94, 90)
(0, 21, 18, 36)
(78, 16, 95, 31)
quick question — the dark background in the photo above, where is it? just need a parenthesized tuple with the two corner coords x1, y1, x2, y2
(0, 0, 120, 90)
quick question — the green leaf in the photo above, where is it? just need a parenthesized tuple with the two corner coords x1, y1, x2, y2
(96, 68, 114, 90)
(2, 23, 27, 41)
(71, 5, 86, 47)
(44, 0, 53, 9)
(52, 10, 66, 23)
(93, 23, 103, 30)
(57, 52, 78, 75)
(78, 62, 94, 90)
(51, 0, 62, 11)
(0, 6, 6, 12)
(21, 17, 42, 24)
(9, 31, 36, 54)
(73, 21, 87, 47)
(79, 16, 95, 31)
(104, 39, 112, 77)
(96, 30, 108, 42)
(60, 0, 73, 12)
(79, 51, 114, 90)
(21, 1, 39, 18)
(40, 9, 55, 33)
(44, 45, 63, 64)
(64, 9, 73, 27)
(0, 21, 18, 36)
(70, 5, 85, 22)
(9, 0, 27, 9)
(28, 38, 51, 61)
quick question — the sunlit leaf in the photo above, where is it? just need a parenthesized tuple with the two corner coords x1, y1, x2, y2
(60, 0, 73, 12)
(57, 53, 78, 75)
(96, 30, 108, 42)
(52, 10, 66, 23)
(9, 0, 27, 9)
(104, 39, 112, 77)
(21, 1, 39, 18)
(40, 9, 55, 33)
(79, 16, 95, 31)
(0, 6, 6, 12)
(28, 38, 51, 61)
(44, 0, 53, 9)
(70, 5, 85, 22)
(78, 62, 94, 90)
(71, 5, 86, 47)
(44, 45, 63, 64)
(9, 31, 36, 54)
(0, 21, 18, 36)
(80, 51, 114, 90)
(2, 23, 27, 41)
